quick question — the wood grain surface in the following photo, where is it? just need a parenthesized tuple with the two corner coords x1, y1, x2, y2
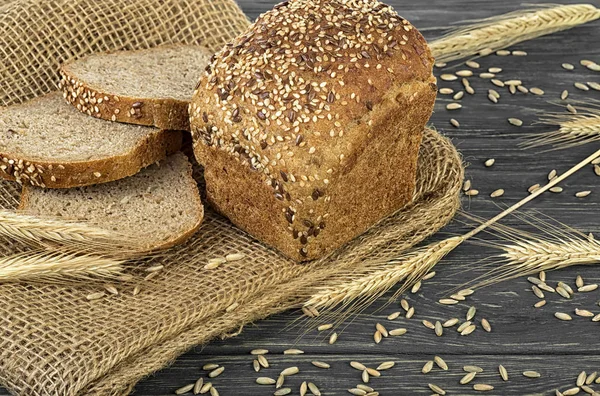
(8, 0, 600, 395)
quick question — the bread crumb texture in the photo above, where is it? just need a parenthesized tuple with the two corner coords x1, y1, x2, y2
(190, 0, 436, 261)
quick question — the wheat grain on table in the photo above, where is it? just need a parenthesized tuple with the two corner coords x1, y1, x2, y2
(3, 0, 599, 394)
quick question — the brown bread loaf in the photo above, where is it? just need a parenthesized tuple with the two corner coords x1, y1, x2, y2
(189, 0, 436, 261)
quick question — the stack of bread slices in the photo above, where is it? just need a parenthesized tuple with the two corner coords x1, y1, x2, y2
(0, 45, 211, 251)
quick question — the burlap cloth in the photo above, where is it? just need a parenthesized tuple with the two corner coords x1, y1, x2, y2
(0, 0, 464, 394)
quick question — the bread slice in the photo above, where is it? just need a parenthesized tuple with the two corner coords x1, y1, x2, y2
(59, 45, 213, 131)
(19, 153, 204, 251)
(0, 92, 182, 188)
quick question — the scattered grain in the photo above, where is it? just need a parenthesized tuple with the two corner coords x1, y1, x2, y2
(532, 285, 545, 299)
(411, 281, 422, 293)
(561, 90, 569, 100)
(457, 321, 472, 333)
(435, 321, 443, 337)
(534, 300, 547, 308)
(86, 292, 105, 301)
(422, 360, 434, 374)
(461, 372, 477, 384)
(480, 73, 495, 79)
(428, 383, 446, 395)
(377, 361, 395, 371)
(400, 299, 410, 311)
(257, 377, 277, 385)
(461, 324, 476, 335)
(499, 365, 509, 381)
(439, 298, 459, 305)
(312, 361, 330, 369)
(575, 82, 590, 91)
(579, 284, 599, 292)
(205, 258, 226, 269)
(208, 367, 224, 378)
(491, 79, 505, 87)
(453, 91, 465, 100)
(284, 349, 304, 355)
(362, 369, 369, 383)
(473, 384, 494, 391)
(329, 332, 338, 344)
(389, 328, 407, 336)
(464, 365, 484, 373)
(496, 50, 510, 56)
(555, 312, 573, 321)
(562, 63, 575, 70)
(443, 318, 460, 327)
(441, 74, 458, 81)
(463, 180, 472, 191)
(576, 275, 584, 288)
(563, 387, 582, 395)
(451, 293, 466, 301)
(434, 356, 448, 370)
(512, 50, 527, 56)
(376, 323, 388, 337)
(450, 118, 460, 128)
(318, 324, 333, 331)
(517, 85, 529, 94)
(308, 382, 321, 396)
(549, 187, 563, 193)
(281, 367, 299, 377)
(467, 306, 477, 321)
(387, 311, 401, 320)
(446, 103, 462, 110)
(577, 371, 587, 387)
(481, 318, 492, 332)
(175, 383, 194, 395)
(567, 104, 577, 114)
(466, 60, 480, 68)
(523, 371, 541, 378)
(422, 320, 435, 329)
(485, 158, 495, 167)
(488, 94, 498, 103)
(439, 88, 454, 95)
(508, 118, 523, 126)
(348, 389, 367, 396)
(274, 388, 292, 396)
(258, 355, 269, 368)
(373, 330, 382, 344)
(465, 189, 479, 196)
(491, 189, 505, 198)
(530, 87, 545, 95)
(406, 307, 415, 319)
(457, 70, 473, 77)
(576, 191, 592, 198)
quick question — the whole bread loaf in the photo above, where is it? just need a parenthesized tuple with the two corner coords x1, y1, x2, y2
(190, 0, 436, 261)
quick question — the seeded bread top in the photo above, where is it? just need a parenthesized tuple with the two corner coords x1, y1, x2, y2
(190, 0, 434, 198)
(20, 153, 204, 250)
(61, 45, 213, 102)
(0, 92, 165, 161)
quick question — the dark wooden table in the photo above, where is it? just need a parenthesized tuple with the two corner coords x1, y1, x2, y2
(17, 0, 600, 395)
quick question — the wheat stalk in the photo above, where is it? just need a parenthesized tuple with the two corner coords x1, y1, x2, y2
(0, 210, 145, 255)
(430, 4, 600, 63)
(522, 100, 600, 150)
(305, 148, 600, 313)
(0, 250, 125, 283)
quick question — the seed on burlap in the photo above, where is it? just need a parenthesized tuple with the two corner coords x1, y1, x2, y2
(422, 360, 434, 374)
(465, 189, 479, 196)
(523, 371, 541, 378)
(561, 90, 569, 100)
(575, 82, 590, 91)
(461, 371, 477, 384)
(317, 324, 333, 331)
(362, 369, 369, 383)
(499, 365, 508, 381)
(576, 191, 591, 198)
(467, 306, 477, 321)
(86, 292, 105, 301)
(481, 318, 492, 332)
(562, 63, 575, 70)
(377, 361, 395, 370)
(205, 258, 226, 269)
(447, 103, 462, 110)
(491, 189, 504, 198)
(329, 332, 338, 344)
(450, 118, 460, 128)
(258, 355, 269, 368)
(443, 318, 459, 327)
(312, 361, 330, 369)
(274, 388, 292, 396)
(411, 281, 422, 293)
(406, 307, 415, 319)
(485, 158, 495, 167)
(534, 300, 547, 308)
(508, 118, 523, 126)
(428, 383, 446, 395)
(461, 325, 476, 335)
(225, 253, 245, 261)
(374, 330, 382, 344)
(257, 377, 276, 385)
(530, 87, 544, 95)
(579, 284, 599, 292)
(440, 298, 459, 305)
(577, 371, 587, 387)
(435, 321, 443, 336)
(376, 323, 388, 337)
(457, 321, 472, 332)
(104, 284, 118, 295)
(208, 367, 224, 378)
(175, 383, 194, 394)
(308, 382, 320, 396)
(434, 356, 448, 370)
(474, 384, 494, 391)
(423, 320, 435, 329)
(389, 328, 407, 336)
(465, 365, 484, 373)
(281, 367, 299, 376)
(555, 312, 572, 321)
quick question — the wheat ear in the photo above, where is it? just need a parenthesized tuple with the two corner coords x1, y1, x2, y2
(305, 148, 600, 312)
(0, 250, 125, 283)
(0, 210, 145, 255)
(522, 100, 600, 150)
(430, 4, 600, 63)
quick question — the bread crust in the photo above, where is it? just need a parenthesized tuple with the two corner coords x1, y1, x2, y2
(18, 154, 205, 251)
(59, 45, 213, 131)
(0, 93, 183, 188)
(190, 0, 436, 261)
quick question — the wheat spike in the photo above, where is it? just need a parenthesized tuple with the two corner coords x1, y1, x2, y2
(305, 237, 463, 311)
(305, 149, 600, 315)
(430, 4, 600, 62)
(0, 251, 125, 283)
(522, 100, 600, 150)
(0, 210, 145, 255)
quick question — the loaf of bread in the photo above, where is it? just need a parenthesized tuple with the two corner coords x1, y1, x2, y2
(0, 92, 182, 188)
(59, 45, 213, 131)
(190, 0, 436, 261)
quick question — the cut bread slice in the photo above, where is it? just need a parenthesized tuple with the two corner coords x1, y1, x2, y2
(59, 44, 213, 130)
(0, 92, 182, 188)
(19, 152, 204, 251)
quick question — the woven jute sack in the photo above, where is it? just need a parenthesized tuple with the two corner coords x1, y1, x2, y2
(0, 0, 464, 394)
